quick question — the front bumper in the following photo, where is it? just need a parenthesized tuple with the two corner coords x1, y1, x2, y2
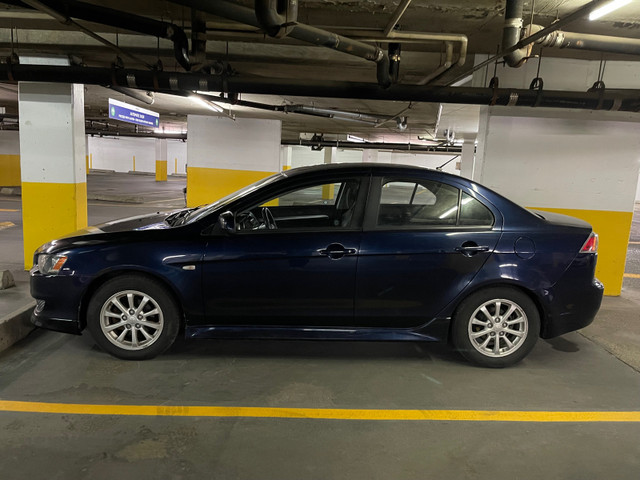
(30, 268, 88, 335)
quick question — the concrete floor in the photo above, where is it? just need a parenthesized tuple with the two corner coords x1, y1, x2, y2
(1, 173, 640, 479)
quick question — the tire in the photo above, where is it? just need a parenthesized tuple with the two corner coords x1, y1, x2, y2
(86, 275, 181, 360)
(451, 287, 540, 368)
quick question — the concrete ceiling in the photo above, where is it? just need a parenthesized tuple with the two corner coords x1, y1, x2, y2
(0, 0, 639, 144)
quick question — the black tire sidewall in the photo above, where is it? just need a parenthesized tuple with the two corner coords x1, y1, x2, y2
(86, 275, 180, 360)
(452, 287, 540, 368)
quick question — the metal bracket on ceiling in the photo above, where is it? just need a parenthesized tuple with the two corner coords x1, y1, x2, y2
(529, 77, 544, 107)
(588, 80, 606, 110)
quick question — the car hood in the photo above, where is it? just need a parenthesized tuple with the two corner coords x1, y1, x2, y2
(35, 210, 184, 255)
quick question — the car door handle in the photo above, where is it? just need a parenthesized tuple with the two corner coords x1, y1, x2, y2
(455, 243, 490, 257)
(318, 243, 357, 259)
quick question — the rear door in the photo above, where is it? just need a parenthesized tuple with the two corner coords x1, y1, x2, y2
(355, 174, 502, 328)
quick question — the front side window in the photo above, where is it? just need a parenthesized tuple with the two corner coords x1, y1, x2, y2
(236, 179, 361, 231)
(376, 178, 494, 228)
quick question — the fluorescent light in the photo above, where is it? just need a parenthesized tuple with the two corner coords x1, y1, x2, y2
(450, 74, 473, 87)
(589, 0, 631, 20)
(347, 134, 366, 143)
(189, 95, 224, 113)
(19, 54, 70, 66)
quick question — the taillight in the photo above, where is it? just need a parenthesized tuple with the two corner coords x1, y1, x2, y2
(580, 232, 598, 253)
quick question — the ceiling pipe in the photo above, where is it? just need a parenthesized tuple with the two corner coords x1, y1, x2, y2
(448, 0, 614, 83)
(169, 0, 391, 87)
(10, 0, 190, 70)
(255, 0, 298, 38)
(331, 29, 468, 67)
(416, 41, 453, 86)
(109, 86, 154, 105)
(502, 0, 530, 67)
(2, 64, 640, 112)
(533, 28, 640, 56)
(19, 0, 156, 69)
(383, 0, 413, 37)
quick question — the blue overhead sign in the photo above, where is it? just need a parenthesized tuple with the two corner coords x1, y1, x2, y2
(108, 98, 159, 128)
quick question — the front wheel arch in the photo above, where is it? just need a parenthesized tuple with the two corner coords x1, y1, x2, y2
(79, 269, 185, 331)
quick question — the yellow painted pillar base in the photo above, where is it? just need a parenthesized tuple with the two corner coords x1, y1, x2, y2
(21, 182, 88, 269)
(186, 167, 276, 207)
(156, 160, 168, 182)
(531, 207, 632, 296)
(0, 154, 21, 186)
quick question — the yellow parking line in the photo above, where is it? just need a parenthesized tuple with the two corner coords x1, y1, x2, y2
(1, 400, 639, 422)
(0, 208, 18, 212)
(624, 273, 640, 279)
(0, 221, 15, 230)
(630, 241, 640, 245)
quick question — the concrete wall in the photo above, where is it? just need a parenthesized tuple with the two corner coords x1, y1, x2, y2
(87, 136, 187, 174)
(476, 106, 640, 295)
(0, 130, 21, 186)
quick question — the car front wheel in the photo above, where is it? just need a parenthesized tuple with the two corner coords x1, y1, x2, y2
(452, 287, 540, 368)
(86, 275, 180, 360)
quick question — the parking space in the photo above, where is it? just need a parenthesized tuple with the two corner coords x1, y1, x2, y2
(1, 174, 640, 479)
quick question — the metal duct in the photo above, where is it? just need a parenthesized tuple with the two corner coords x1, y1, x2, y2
(169, 0, 391, 87)
(2, 64, 640, 112)
(10, 0, 191, 70)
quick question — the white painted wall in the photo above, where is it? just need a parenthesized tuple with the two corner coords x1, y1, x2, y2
(475, 106, 640, 212)
(286, 145, 461, 174)
(0, 130, 20, 154)
(187, 116, 281, 172)
(87, 136, 187, 174)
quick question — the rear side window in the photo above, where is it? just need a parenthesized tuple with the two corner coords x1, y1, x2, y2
(376, 179, 494, 228)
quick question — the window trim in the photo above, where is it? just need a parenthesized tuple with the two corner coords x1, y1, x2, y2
(364, 175, 498, 232)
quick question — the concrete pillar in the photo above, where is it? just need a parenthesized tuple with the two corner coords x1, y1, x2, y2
(19, 83, 87, 269)
(475, 106, 640, 296)
(155, 138, 168, 181)
(324, 146, 336, 164)
(0, 130, 21, 187)
(362, 149, 379, 163)
(460, 140, 475, 179)
(186, 116, 281, 207)
(280, 145, 292, 171)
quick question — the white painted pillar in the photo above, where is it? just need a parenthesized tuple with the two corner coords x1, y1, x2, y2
(19, 82, 87, 268)
(280, 145, 293, 171)
(460, 140, 475, 179)
(324, 146, 336, 164)
(475, 106, 640, 295)
(362, 149, 379, 163)
(186, 116, 281, 207)
(155, 138, 168, 181)
(0, 130, 21, 186)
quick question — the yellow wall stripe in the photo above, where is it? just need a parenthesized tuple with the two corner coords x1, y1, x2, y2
(21, 182, 87, 269)
(186, 166, 276, 208)
(530, 207, 632, 296)
(0, 154, 21, 186)
(1, 400, 639, 422)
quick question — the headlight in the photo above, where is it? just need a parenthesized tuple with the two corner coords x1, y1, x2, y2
(37, 254, 68, 275)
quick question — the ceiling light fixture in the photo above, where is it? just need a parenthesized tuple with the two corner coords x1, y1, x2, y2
(189, 95, 224, 113)
(347, 134, 366, 143)
(588, 0, 632, 20)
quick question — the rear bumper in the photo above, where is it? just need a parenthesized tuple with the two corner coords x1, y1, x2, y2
(540, 254, 604, 339)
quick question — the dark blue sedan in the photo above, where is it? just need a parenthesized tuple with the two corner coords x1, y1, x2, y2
(30, 164, 603, 367)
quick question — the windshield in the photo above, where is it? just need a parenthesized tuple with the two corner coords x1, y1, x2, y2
(183, 172, 284, 224)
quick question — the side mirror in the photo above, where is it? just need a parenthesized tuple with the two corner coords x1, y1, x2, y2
(218, 211, 235, 234)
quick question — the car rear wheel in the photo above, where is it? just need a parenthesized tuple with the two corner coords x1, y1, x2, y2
(86, 275, 180, 360)
(452, 287, 540, 368)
